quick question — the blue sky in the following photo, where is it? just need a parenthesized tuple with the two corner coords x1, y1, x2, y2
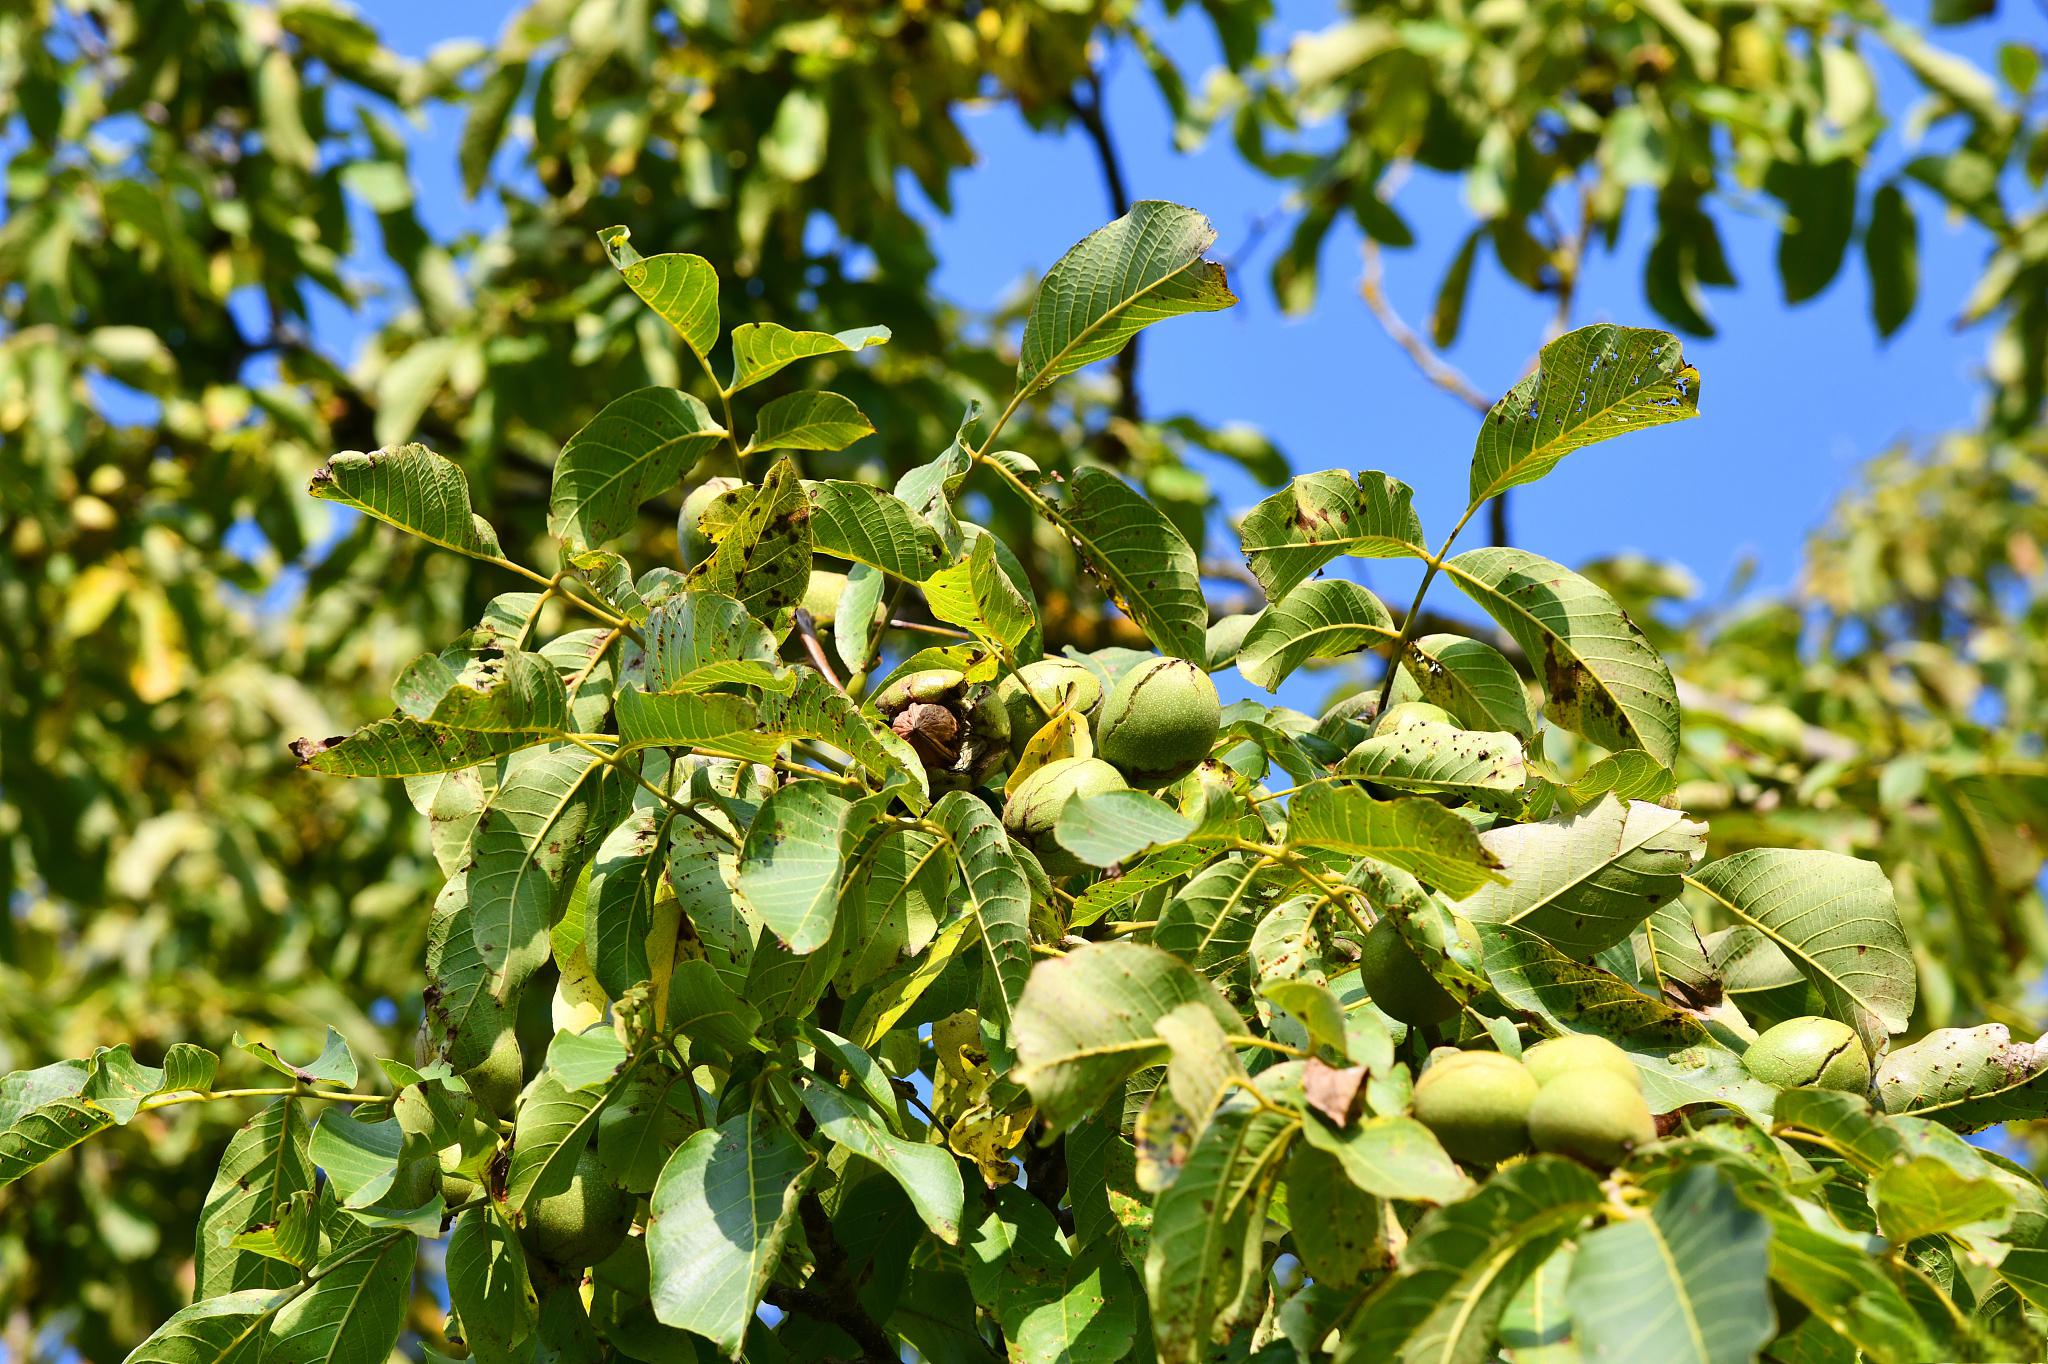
(346, 0, 2035, 611)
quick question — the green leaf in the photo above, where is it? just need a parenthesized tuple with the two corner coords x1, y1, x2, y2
(1566, 1168, 1773, 1364)
(233, 1028, 357, 1088)
(738, 780, 872, 954)
(446, 1206, 538, 1358)
(922, 532, 1035, 651)
(643, 590, 786, 693)
(1144, 1097, 1295, 1364)
(1016, 201, 1235, 398)
(0, 1060, 87, 1130)
(1055, 468, 1208, 662)
(1431, 228, 1483, 349)
(1466, 324, 1700, 510)
(587, 807, 674, 998)
(0, 1097, 111, 1190)
(727, 322, 889, 393)
(196, 1101, 315, 1296)
(1014, 941, 1243, 1133)
(1284, 785, 1504, 896)
(1768, 159, 1856, 306)
(309, 444, 503, 560)
(1157, 1000, 1249, 1120)
(289, 716, 541, 778)
(122, 1289, 288, 1364)
(1260, 979, 1349, 1057)
(1158, 858, 1291, 985)
(838, 827, 955, 993)
(1339, 719, 1528, 809)
(307, 1111, 412, 1209)
(797, 1077, 964, 1243)
(1762, 1213, 1936, 1363)
(1339, 1156, 1604, 1364)
(1875, 1024, 2048, 1131)
(1872, 1154, 2014, 1244)
(930, 790, 1034, 1061)
(613, 688, 773, 760)
(504, 1069, 615, 1212)
(1238, 579, 1399, 692)
(1454, 796, 1706, 956)
(600, 227, 719, 362)
(685, 457, 814, 626)
(544, 1027, 631, 1092)
(1866, 183, 1918, 338)
(803, 480, 947, 580)
(421, 875, 514, 1072)
(80, 1042, 217, 1124)
(750, 392, 874, 453)
(550, 387, 727, 551)
(1686, 849, 1914, 1040)
(263, 1233, 415, 1364)
(664, 959, 765, 1060)
(648, 1106, 817, 1354)
(394, 643, 569, 736)
(1285, 1144, 1387, 1288)
(1401, 633, 1536, 741)
(469, 746, 625, 1000)
(1445, 547, 1680, 765)
(1238, 470, 1428, 602)
(1054, 789, 1197, 868)
(1297, 1114, 1473, 1204)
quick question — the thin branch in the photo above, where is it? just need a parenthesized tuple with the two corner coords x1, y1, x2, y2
(793, 608, 845, 693)
(1360, 240, 1490, 415)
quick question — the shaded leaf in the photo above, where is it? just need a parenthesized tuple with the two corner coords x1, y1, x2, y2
(1238, 470, 1427, 601)
(309, 443, 503, 560)
(1238, 579, 1399, 692)
(751, 391, 873, 453)
(1284, 785, 1504, 896)
(550, 387, 726, 551)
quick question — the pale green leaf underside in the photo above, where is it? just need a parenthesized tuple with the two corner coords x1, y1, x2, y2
(1283, 785, 1504, 897)
(729, 322, 889, 393)
(1056, 468, 1208, 662)
(1238, 469, 1427, 601)
(752, 391, 874, 453)
(1338, 718, 1526, 807)
(550, 386, 726, 550)
(310, 444, 502, 560)
(1468, 323, 1699, 509)
(1687, 848, 1915, 1037)
(1445, 547, 1680, 765)
(600, 227, 719, 360)
(1238, 578, 1398, 692)
(1401, 633, 1536, 740)
(1017, 200, 1236, 396)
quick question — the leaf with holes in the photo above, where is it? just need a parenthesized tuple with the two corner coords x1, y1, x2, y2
(1238, 470, 1428, 601)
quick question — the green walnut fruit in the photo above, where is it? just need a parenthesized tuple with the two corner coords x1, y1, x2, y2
(519, 1145, 633, 1271)
(995, 659, 1105, 758)
(677, 476, 742, 567)
(1002, 757, 1128, 877)
(1528, 1070, 1657, 1167)
(1411, 1050, 1538, 1165)
(1358, 918, 1461, 1027)
(461, 1032, 525, 1120)
(873, 668, 1011, 788)
(799, 569, 849, 625)
(1523, 1035, 1640, 1092)
(1376, 701, 1455, 734)
(1742, 1017, 1870, 1092)
(1095, 657, 1221, 788)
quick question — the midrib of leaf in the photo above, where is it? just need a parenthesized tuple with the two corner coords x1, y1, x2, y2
(1442, 558, 1646, 748)
(1499, 817, 1651, 927)
(1641, 1213, 1710, 1362)
(1024, 251, 1214, 399)
(1429, 1202, 1593, 1364)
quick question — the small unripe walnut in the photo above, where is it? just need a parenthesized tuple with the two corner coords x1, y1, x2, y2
(1528, 1070, 1656, 1168)
(1358, 918, 1460, 1027)
(1412, 1050, 1538, 1165)
(519, 1145, 632, 1271)
(1523, 1034, 1640, 1092)
(995, 659, 1104, 758)
(1002, 756, 1127, 877)
(1095, 657, 1220, 788)
(1743, 1016, 1869, 1092)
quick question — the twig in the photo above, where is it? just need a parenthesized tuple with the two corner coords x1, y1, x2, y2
(889, 618, 972, 640)
(793, 608, 845, 692)
(1360, 240, 1490, 415)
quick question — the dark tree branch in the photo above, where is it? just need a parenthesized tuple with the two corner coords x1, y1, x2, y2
(781, 1196, 898, 1363)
